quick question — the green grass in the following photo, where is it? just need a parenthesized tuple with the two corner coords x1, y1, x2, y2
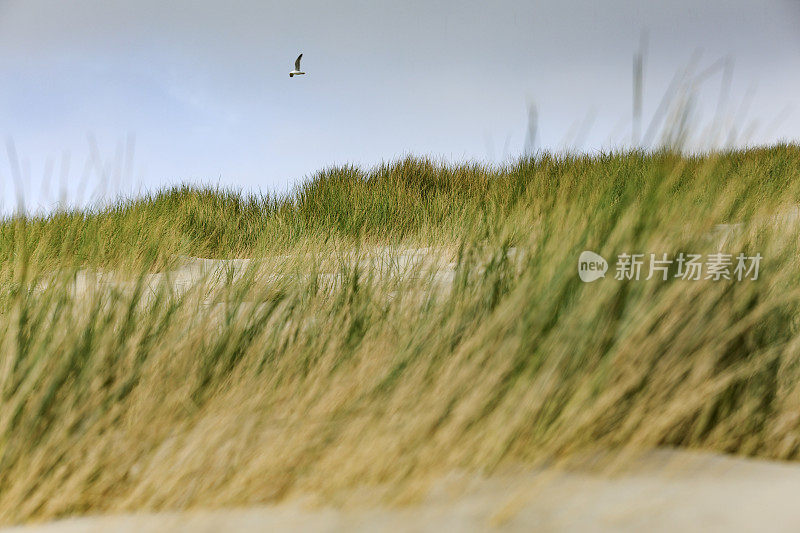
(1, 145, 800, 524)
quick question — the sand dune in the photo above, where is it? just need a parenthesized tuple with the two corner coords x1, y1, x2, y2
(15, 238, 800, 531)
(4, 450, 800, 532)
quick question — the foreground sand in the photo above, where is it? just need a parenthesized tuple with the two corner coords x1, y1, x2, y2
(4, 449, 800, 532)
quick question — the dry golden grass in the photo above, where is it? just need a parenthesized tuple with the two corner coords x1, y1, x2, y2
(1, 147, 800, 525)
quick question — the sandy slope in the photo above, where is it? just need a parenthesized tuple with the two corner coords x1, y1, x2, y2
(4, 450, 800, 532)
(47, 247, 466, 302)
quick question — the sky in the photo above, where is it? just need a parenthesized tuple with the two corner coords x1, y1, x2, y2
(0, 0, 798, 213)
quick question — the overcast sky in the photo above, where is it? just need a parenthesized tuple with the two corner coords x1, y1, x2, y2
(1, 0, 798, 212)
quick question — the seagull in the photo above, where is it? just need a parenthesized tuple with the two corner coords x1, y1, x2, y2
(289, 53, 305, 77)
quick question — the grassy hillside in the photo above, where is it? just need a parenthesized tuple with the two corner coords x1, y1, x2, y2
(1, 145, 800, 524)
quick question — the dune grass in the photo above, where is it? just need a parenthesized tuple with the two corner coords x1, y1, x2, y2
(1, 145, 800, 524)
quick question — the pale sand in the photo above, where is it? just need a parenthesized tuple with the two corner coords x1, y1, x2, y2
(4, 450, 800, 532)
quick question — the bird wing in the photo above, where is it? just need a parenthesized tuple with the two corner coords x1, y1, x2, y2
(295, 54, 303, 70)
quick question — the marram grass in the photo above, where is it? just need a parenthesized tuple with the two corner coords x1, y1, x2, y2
(1, 146, 800, 524)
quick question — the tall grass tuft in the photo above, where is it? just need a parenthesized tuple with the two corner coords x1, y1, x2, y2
(1, 145, 800, 524)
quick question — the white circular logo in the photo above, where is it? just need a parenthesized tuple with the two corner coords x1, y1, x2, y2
(578, 251, 608, 282)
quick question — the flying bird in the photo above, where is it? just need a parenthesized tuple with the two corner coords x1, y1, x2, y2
(289, 53, 305, 77)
